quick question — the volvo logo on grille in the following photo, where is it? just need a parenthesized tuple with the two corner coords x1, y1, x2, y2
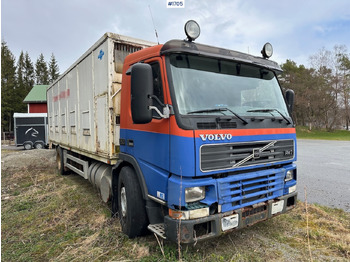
(233, 140, 277, 167)
(253, 148, 260, 159)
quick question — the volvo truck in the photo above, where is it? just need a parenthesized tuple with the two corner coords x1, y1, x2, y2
(47, 21, 297, 243)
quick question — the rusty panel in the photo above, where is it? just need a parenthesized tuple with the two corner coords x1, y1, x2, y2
(47, 84, 55, 140)
(51, 82, 59, 141)
(78, 53, 94, 152)
(59, 76, 68, 145)
(112, 82, 122, 115)
(94, 40, 109, 96)
(47, 33, 156, 164)
(93, 40, 110, 155)
(67, 67, 78, 147)
(95, 95, 108, 152)
(115, 43, 142, 73)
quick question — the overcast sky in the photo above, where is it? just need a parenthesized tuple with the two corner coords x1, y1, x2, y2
(2, 0, 350, 73)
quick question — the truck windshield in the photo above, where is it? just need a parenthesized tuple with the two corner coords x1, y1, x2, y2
(169, 54, 290, 119)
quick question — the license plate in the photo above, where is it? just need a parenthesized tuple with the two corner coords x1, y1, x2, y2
(271, 200, 284, 215)
(221, 214, 239, 231)
(243, 211, 267, 226)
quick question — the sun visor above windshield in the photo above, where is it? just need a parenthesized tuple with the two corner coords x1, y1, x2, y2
(160, 40, 282, 73)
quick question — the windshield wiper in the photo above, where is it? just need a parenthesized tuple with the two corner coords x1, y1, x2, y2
(187, 108, 248, 125)
(247, 108, 291, 125)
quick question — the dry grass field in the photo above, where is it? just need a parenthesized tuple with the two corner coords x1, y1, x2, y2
(1, 149, 349, 261)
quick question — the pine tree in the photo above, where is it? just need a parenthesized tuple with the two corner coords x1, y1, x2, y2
(24, 52, 35, 91)
(35, 53, 49, 85)
(16, 51, 35, 113)
(1, 41, 17, 132)
(17, 51, 25, 89)
(48, 53, 60, 83)
(16, 51, 27, 113)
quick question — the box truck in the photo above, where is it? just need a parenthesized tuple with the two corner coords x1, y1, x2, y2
(47, 21, 297, 243)
(13, 113, 48, 150)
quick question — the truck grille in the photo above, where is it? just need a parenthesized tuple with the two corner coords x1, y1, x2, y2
(218, 169, 284, 212)
(200, 139, 294, 172)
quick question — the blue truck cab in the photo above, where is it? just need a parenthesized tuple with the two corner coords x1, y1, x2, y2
(117, 21, 297, 243)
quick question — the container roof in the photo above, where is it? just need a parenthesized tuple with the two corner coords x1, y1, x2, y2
(13, 113, 47, 118)
(23, 85, 49, 103)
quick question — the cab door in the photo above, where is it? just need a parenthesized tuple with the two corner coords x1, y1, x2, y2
(123, 58, 170, 200)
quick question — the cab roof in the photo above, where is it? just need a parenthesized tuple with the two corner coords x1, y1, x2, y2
(125, 39, 282, 72)
(161, 40, 282, 72)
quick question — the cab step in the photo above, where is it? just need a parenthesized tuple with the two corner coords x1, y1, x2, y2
(148, 223, 167, 239)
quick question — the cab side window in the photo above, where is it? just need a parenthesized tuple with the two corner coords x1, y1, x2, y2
(150, 62, 164, 118)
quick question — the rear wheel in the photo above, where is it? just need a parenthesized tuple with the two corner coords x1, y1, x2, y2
(117, 166, 148, 238)
(56, 147, 69, 175)
(34, 142, 44, 149)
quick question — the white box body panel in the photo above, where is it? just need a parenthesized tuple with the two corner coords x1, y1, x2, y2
(47, 33, 155, 164)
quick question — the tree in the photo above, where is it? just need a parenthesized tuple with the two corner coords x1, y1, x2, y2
(16, 51, 28, 113)
(1, 41, 17, 132)
(24, 52, 35, 91)
(281, 60, 314, 128)
(337, 53, 350, 130)
(35, 53, 49, 85)
(17, 51, 25, 89)
(16, 51, 36, 113)
(48, 53, 60, 84)
(306, 46, 350, 130)
(283, 45, 349, 131)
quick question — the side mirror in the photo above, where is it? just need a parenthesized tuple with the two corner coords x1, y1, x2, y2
(285, 89, 295, 113)
(130, 63, 153, 124)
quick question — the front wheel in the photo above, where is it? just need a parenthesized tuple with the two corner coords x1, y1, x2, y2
(117, 166, 148, 238)
(23, 142, 33, 150)
(56, 147, 69, 175)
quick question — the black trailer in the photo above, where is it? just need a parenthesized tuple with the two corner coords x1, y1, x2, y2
(13, 113, 48, 150)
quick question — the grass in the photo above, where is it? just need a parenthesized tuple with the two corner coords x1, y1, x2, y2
(296, 126, 350, 141)
(2, 149, 350, 261)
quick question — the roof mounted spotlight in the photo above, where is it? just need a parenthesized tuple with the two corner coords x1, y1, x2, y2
(261, 42, 273, 59)
(184, 20, 200, 42)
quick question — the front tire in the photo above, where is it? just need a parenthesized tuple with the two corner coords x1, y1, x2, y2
(117, 166, 148, 238)
(23, 142, 32, 150)
(56, 147, 68, 175)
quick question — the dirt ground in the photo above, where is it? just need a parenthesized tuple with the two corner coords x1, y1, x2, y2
(1, 148, 56, 171)
(1, 148, 56, 200)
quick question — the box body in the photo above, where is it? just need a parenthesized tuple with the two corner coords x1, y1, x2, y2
(47, 33, 155, 164)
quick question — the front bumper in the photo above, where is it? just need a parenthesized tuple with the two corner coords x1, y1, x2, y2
(164, 192, 297, 244)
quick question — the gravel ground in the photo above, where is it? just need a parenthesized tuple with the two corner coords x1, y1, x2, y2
(1, 148, 56, 172)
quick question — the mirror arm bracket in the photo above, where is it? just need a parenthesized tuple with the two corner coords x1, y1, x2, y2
(148, 105, 173, 119)
(149, 95, 165, 107)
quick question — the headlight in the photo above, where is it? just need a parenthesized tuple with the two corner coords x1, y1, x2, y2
(285, 170, 293, 182)
(185, 186, 205, 203)
(184, 20, 200, 42)
(261, 42, 273, 59)
(289, 185, 297, 194)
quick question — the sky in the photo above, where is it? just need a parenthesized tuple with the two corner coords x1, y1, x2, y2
(2, 0, 350, 74)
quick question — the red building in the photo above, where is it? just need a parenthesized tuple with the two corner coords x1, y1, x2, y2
(23, 85, 49, 113)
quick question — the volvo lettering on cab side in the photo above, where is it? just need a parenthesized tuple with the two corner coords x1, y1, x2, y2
(199, 133, 233, 141)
